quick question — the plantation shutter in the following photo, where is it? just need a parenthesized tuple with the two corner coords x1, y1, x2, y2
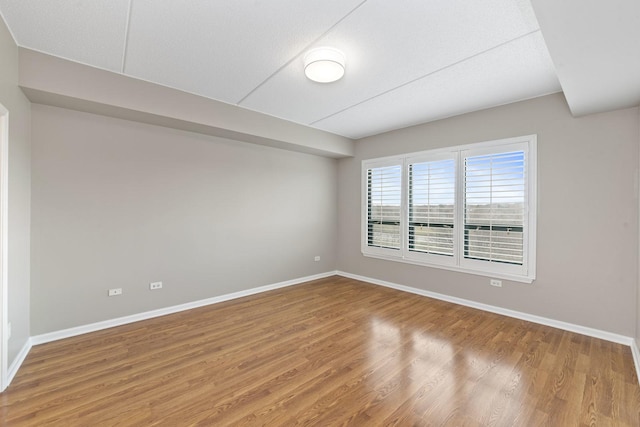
(367, 165, 402, 250)
(408, 158, 455, 256)
(362, 135, 535, 282)
(463, 150, 525, 265)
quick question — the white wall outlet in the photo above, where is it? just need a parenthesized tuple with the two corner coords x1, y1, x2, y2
(149, 281, 163, 290)
(108, 288, 123, 296)
(314, 256, 321, 262)
(490, 279, 502, 288)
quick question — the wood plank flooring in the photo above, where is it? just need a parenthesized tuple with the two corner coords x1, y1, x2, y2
(1, 276, 639, 425)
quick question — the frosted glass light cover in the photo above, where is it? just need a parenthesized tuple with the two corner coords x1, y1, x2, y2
(304, 47, 345, 83)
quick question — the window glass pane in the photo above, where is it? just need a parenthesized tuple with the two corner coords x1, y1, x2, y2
(408, 159, 455, 256)
(464, 151, 524, 265)
(367, 165, 401, 249)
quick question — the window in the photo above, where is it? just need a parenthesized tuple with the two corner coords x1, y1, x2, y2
(366, 163, 402, 251)
(362, 135, 536, 283)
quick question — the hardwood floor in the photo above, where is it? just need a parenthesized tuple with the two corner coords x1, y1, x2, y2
(1, 276, 639, 426)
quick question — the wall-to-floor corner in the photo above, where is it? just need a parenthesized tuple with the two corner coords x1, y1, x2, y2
(0, 13, 31, 390)
(30, 104, 339, 336)
(636, 105, 640, 379)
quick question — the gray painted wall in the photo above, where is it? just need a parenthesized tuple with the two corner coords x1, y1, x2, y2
(338, 93, 640, 337)
(31, 104, 337, 335)
(0, 17, 31, 364)
(19, 49, 354, 158)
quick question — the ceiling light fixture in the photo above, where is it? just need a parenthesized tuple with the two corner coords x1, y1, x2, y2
(304, 47, 345, 83)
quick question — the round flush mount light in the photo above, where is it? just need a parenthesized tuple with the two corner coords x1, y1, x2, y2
(304, 47, 345, 83)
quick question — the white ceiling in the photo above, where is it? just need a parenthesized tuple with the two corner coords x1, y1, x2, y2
(0, 1, 637, 139)
(531, 0, 640, 117)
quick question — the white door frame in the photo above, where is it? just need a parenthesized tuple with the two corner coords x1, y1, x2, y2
(0, 104, 9, 391)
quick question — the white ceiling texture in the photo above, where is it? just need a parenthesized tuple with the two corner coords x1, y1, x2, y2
(0, 1, 638, 139)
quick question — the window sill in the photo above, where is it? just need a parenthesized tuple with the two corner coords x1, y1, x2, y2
(362, 251, 535, 284)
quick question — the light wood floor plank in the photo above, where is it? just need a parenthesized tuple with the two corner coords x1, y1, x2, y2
(1, 276, 639, 425)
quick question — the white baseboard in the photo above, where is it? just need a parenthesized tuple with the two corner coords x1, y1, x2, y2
(6, 338, 32, 388)
(16, 270, 640, 390)
(341, 270, 640, 385)
(631, 340, 640, 384)
(31, 271, 337, 346)
(336, 271, 635, 346)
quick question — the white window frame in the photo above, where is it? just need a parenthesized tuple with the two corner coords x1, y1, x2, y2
(361, 134, 537, 283)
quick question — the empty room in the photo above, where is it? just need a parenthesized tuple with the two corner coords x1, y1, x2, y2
(1, 0, 640, 425)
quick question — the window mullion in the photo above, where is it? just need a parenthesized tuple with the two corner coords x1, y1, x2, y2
(401, 157, 408, 258)
(489, 156, 494, 263)
(454, 151, 463, 265)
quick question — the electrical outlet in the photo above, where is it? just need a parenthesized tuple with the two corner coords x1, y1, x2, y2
(108, 288, 123, 296)
(149, 281, 163, 290)
(314, 256, 321, 262)
(490, 279, 502, 288)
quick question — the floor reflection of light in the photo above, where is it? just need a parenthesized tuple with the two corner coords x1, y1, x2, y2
(458, 348, 525, 422)
(365, 317, 525, 422)
(370, 317, 401, 348)
(409, 330, 457, 417)
(414, 330, 525, 421)
(367, 318, 402, 383)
